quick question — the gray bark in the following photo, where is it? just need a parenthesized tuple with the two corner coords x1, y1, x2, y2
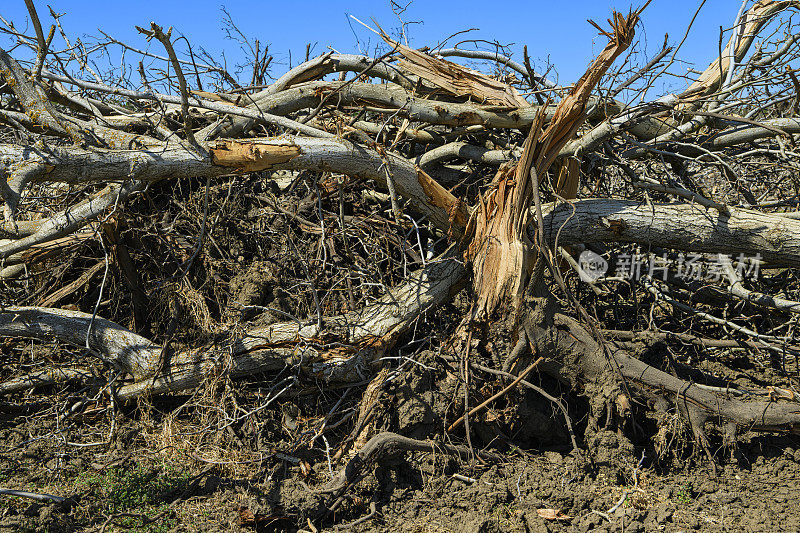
(541, 199, 800, 267)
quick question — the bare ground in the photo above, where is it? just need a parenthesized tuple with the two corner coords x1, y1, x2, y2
(2, 341, 800, 533)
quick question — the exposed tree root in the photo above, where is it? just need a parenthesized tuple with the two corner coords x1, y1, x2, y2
(524, 296, 800, 465)
(323, 431, 504, 495)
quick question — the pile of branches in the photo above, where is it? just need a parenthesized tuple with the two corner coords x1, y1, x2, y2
(3, 0, 800, 499)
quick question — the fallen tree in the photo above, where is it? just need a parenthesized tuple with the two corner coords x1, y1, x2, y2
(3, 2, 800, 516)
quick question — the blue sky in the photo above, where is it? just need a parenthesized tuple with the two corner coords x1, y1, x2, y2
(1, 1, 736, 92)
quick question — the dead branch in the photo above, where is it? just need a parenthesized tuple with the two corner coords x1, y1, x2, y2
(3, 6, 800, 514)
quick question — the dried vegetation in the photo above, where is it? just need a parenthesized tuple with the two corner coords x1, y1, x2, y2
(2, 1, 800, 530)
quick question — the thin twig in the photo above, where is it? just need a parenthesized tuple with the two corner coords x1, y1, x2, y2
(448, 357, 543, 432)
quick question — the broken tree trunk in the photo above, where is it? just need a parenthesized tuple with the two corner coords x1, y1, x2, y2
(466, 6, 644, 319)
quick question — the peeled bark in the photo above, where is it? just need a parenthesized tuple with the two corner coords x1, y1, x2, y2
(681, 0, 800, 101)
(0, 135, 464, 237)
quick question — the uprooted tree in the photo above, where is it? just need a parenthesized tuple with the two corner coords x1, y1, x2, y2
(3, 0, 800, 495)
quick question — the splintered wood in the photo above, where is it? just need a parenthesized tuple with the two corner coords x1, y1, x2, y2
(466, 6, 644, 318)
(378, 28, 527, 108)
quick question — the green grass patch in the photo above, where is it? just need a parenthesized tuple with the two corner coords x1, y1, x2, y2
(674, 481, 695, 506)
(74, 458, 192, 531)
